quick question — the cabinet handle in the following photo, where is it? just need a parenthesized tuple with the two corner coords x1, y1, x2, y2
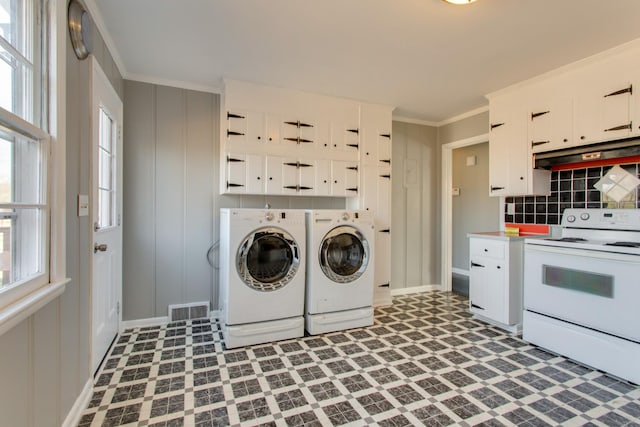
(346, 143, 359, 149)
(226, 156, 245, 163)
(380, 174, 391, 179)
(604, 122, 632, 132)
(490, 123, 504, 130)
(380, 229, 390, 233)
(531, 111, 550, 120)
(471, 262, 485, 268)
(347, 128, 359, 134)
(470, 302, 485, 310)
(531, 140, 550, 147)
(346, 187, 358, 192)
(347, 166, 358, 171)
(226, 182, 244, 188)
(283, 137, 313, 144)
(604, 85, 632, 97)
(490, 185, 504, 192)
(380, 133, 391, 139)
(284, 120, 314, 128)
(227, 130, 245, 137)
(380, 159, 391, 164)
(227, 112, 245, 119)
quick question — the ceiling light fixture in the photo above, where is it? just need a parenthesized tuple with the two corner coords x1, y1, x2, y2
(443, 0, 477, 4)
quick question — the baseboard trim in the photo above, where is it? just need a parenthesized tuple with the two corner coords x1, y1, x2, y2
(61, 378, 92, 427)
(390, 284, 440, 296)
(452, 268, 470, 277)
(120, 310, 221, 332)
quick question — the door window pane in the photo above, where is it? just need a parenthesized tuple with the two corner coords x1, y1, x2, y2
(542, 265, 614, 298)
(97, 107, 116, 229)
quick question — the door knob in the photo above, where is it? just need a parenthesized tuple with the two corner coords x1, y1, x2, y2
(94, 243, 108, 253)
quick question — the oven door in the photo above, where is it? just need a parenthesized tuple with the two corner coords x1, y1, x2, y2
(524, 244, 640, 343)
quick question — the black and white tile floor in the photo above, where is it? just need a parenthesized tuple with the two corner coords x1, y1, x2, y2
(79, 292, 640, 426)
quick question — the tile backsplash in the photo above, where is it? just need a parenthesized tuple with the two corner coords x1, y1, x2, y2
(505, 163, 640, 225)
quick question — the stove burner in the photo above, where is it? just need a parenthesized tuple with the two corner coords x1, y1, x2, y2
(545, 237, 588, 243)
(605, 241, 640, 248)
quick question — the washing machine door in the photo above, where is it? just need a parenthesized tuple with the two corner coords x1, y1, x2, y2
(236, 227, 301, 291)
(319, 225, 370, 284)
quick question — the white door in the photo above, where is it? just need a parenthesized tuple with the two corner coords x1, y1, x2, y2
(91, 58, 123, 375)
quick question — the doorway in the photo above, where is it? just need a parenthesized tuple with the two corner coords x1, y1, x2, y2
(440, 133, 492, 292)
(91, 57, 123, 375)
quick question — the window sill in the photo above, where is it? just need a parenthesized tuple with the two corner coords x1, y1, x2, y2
(0, 279, 69, 337)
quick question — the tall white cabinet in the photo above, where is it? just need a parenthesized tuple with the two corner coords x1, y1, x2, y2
(349, 104, 393, 307)
(220, 79, 394, 306)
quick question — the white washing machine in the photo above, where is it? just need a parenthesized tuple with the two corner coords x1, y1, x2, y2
(305, 210, 375, 334)
(219, 208, 306, 349)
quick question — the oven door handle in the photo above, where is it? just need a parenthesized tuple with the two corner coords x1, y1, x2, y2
(525, 244, 640, 262)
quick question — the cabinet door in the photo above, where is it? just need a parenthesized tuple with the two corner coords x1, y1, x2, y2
(378, 132, 392, 167)
(575, 80, 633, 144)
(282, 158, 300, 195)
(225, 111, 248, 145)
(529, 98, 573, 153)
(244, 154, 264, 194)
(225, 153, 246, 193)
(265, 156, 284, 194)
(469, 258, 507, 323)
(298, 160, 315, 195)
(245, 111, 265, 146)
(330, 121, 359, 153)
(488, 106, 511, 197)
(265, 113, 281, 145)
(378, 167, 391, 222)
(361, 166, 378, 213)
(375, 229, 391, 289)
(315, 159, 331, 196)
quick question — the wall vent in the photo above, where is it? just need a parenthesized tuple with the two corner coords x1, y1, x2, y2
(168, 301, 210, 322)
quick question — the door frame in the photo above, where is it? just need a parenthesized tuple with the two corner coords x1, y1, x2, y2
(440, 133, 489, 292)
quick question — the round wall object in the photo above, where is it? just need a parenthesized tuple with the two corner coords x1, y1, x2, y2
(68, 0, 93, 60)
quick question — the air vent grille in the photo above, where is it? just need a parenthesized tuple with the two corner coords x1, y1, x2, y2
(168, 302, 210, 322)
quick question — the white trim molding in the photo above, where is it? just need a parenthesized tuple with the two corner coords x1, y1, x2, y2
(390, 284, 440, 296)
(119, 310, 221, 333)
(124, 73, 222, 94)
(0, 279, 68, 337)
(440, 133, 489, 293)
(391, 115, 439, 127)
(437, 105, 489, 127)
(61, 379, 93, 427)
(452, 267, 470, 277)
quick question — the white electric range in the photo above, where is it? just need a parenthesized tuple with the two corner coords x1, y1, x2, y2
(523, 208, 640, 384)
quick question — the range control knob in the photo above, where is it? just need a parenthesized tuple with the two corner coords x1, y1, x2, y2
(566, 215, 576, 223)
(265, 211, 274, 221)
(342, 212, 350, 221)
(580, 213, 590, 221)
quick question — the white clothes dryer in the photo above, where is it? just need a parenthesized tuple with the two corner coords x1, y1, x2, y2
(219, 208, 306, 349)
(305, 210, 375, 334)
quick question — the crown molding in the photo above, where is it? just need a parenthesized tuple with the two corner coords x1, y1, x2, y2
(82, 0, 126, 77)
(392, 115, 439, 127)
(125, 73, 222, 94)
(436, 105, 489, 126)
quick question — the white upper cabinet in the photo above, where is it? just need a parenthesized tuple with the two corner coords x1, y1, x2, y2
(489, 95, 550, 197)
(220, 79, 391, 197)
(528, 95, 573, 154)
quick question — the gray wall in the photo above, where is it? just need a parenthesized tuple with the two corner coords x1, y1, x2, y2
(122, 81, 345, 320)
(0, 9, 123, 426)
(452, 143, 499, 270)
(438, 111, 489, 145)
(390, 121, 440, 289)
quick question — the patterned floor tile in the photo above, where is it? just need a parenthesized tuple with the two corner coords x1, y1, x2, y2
(80, 292, 640, 426)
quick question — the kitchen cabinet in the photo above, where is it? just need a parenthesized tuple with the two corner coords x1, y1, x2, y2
(331, 160, 359, 197)
(349, 104, 393, 306)
(468, 234, 524, 332)
(224, 153, 264, 194)
(488, 96, 551, 197)
(528, 96, 573, 153)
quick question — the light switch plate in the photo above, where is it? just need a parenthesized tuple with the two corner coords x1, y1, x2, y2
(78, 194, 89, 217)
(466, 155, 476, 166)
(452, 187, 460, 196)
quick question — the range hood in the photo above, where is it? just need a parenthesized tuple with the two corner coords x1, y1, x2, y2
(534, 137, 640, 169)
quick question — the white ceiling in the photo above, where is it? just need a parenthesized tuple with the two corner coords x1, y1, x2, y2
(89, 0, 640, 123)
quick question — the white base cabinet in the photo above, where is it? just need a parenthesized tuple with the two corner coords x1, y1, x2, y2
(468, 234, 525, 332)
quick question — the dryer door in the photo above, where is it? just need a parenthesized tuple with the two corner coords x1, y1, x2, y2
(319, 225, 370, 283)
(237, 227, 301, 291)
